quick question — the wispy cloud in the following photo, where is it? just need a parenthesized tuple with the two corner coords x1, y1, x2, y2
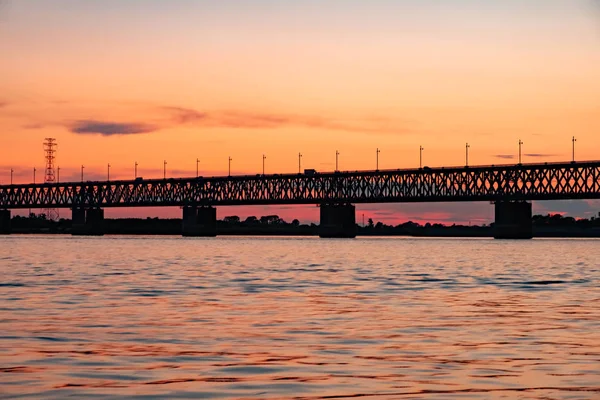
(162, 106, 207, 124)
(18, 100, 411, 138)
(69, 120, 158, 136)
(494, 153, 557, 160)
(524, 153, 558, 158)
(494, 154, 515, 160)
(160, 106, 411, 135)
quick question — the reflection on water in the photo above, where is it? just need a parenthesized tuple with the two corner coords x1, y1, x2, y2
(1, 236, 599, 399)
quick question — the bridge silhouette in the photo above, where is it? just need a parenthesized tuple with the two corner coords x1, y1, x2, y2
(1, 160, 599, 238)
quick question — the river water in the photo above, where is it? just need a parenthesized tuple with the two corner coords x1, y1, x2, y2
(0, 236, 599, 399)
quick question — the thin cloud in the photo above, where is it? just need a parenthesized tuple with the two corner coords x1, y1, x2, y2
(162, 106, 207, 124)
(69, 120, 158, 136)
(524, 153, 558, 158)
(210, 111, 294, 129)
(45, 104, 411, 137)
(160, 106, 411, 135)
(494, 153, 557, 160)
(44, 104, 412, 138)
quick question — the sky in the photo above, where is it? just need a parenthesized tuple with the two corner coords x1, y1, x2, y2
(1, 0, 599, 224)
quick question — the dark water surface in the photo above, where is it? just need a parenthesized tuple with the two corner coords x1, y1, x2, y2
(1, 236, 599, 399)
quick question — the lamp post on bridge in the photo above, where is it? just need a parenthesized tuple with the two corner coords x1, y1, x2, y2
(163, 160, 167, 179)
(419, 146, 424, 169)
(336, 150, 340, 171)
(228, 157, 232, 176)
(10, 168, 13, 185)
(57, 167, 60, 183)
(298, 152, 302, 174)
(466, 143, 470, 167)
(196, 158, 200, 177)
(134, 162, 138, 179)
(376, 148, 380, 170)
(572, 136, 576, 162)
(81, 165, 84, 182)
(518, 140, 523, 164)
(262, 154, 266, 175)
(107, 163, 111, 181)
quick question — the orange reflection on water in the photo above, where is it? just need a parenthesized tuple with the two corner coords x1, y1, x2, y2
(1, 236, 599, 399)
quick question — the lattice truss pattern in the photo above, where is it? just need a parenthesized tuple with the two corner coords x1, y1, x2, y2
(1, 162, 599, 209)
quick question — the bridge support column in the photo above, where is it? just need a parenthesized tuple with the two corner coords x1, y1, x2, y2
(71, 208, 86, 235)
(182, 206, 217, 237)
(72, 208, 105, 236)
(319, 203, 357, 238)
(494, 201, 532, 239)
(0, 210, 11, 234)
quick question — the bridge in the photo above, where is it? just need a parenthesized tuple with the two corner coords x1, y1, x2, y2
(1, 160, 599, 238)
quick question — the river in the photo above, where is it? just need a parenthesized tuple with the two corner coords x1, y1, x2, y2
(1, 236, 599, 399)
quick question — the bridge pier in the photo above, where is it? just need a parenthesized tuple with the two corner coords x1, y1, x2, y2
(72, 208, 105, 236)
(494, 201, 532, 239)
(0, 210, 11, 234)
(182, 206, 217, 237)
(319, 203, 357, 238)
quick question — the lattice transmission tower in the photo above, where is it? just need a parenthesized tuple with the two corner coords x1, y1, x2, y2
(43, 138, 59, 221)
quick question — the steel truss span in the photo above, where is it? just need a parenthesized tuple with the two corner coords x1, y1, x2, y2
(1, 161, 600, 209)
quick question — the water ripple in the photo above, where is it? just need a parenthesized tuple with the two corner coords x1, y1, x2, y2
(0, 236, 598, 399)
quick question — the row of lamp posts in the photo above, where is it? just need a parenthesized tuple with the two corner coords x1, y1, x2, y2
(7, 137, 581, 184)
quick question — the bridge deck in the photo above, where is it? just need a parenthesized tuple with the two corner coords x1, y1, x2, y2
(1, 161, 599, 209)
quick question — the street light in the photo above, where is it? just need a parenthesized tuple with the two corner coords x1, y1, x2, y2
(518, 140, 523, 164)
(262, 154, 267, 175)
(228, 157, 232, 176)
(466, 143, 470, 166)
(134, 161, 138, 179)
(81, 165, 84, 182)
(107, 163, 111, 181)
(163, 160, 167, 179)
(376, 148, 380, 170)
(196, 158, 200, 177)
(10, 168, 13, 185)
(298, 152, 302, 173)
(419, 146, 424, 169)
(57, 167, 60, 183)
(335, 150, 340, 171)
(572, 136, 577, 162)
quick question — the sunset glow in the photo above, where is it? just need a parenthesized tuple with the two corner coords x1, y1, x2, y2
(2, 0, 599, 222)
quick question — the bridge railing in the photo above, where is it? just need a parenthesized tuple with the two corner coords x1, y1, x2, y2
(1, 160, 599, 208)
(1, 160, 598, 189)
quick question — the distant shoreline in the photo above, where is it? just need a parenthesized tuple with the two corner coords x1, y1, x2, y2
(6, 214, 600, 238)
(7, 226, 600, 238)
(6, 232, 600, 238)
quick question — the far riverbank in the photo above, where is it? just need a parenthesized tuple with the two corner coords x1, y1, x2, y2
(6, 213, 600, 238)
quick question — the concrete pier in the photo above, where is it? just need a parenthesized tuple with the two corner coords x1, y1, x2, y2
(494, 201, 533, 239)
(71, 208, 86, 234)
(182, 206, 217, 237)
(319, 203, 357, 238)
(0, 210, 11, 234)
(72, 208, 105, 236)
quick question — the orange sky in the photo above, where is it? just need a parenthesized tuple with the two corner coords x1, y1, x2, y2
(1, 0, 599, 223)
